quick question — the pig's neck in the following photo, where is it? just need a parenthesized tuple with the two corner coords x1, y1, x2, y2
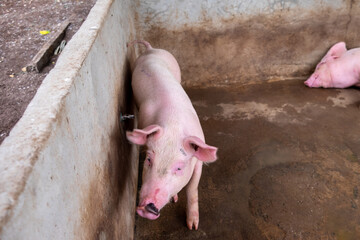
(139, 96, 204, 140)
(348, 49, 360, 84)
(355, 63, 360, 86)
(157, 104, 204, 140)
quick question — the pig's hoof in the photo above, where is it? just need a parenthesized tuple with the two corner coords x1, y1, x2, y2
(186, 212, 199, 230)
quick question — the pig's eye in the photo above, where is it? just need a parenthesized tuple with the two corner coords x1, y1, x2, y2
(173, 162, 185, 175)
(146, 157, 152, 166)
(175, 167, 183, 175)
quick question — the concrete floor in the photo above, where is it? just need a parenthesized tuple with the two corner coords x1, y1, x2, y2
(134, 80, 360, 240)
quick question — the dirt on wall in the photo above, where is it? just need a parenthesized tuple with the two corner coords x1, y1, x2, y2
(3, 2, 360, 145)
(76, 53, 137, 239)
(142, 7, 360, 88)
(134, 4, 360, 239)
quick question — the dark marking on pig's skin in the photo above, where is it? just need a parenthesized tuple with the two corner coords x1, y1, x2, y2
(180, 148, 187, 156)
(157, 167, 168, 177)
(141, 68, 152, 77)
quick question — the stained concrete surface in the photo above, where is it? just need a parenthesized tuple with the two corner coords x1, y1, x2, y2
(2, 0, 360, 238)
(0, 0, 138, 239)
(134, 80, 360, 240)
(141, 4, 360, 88)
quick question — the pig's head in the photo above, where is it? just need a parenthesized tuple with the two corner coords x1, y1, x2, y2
(305, 41, 347, 88)
(304, 61, 333, 88)
(126, 124, 217, 220)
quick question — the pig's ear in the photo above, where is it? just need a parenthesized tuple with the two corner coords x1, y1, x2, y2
(183, 136, 218, 162)
(126, 125, 163, 145)
(323, 42, 347, 60)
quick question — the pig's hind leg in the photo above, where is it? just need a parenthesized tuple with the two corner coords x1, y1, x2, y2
(186, 160, 203, 230)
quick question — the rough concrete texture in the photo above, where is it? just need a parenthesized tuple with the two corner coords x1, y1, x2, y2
(137, 0, 346, 31)
(138, 0, 360, 87)
(133, 1, 360, 238)
(0, 0, 139, 239)
(1, 0, 360, 239)
(135, 80, 360, 240)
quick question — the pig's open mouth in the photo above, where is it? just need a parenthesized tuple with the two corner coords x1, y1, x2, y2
(145, 203, 160, 216)
(137, 203, 160, 220)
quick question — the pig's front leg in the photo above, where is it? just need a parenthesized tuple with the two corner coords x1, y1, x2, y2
(186, 160, 203, 230)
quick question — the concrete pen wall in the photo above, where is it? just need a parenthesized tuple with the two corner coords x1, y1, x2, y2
(1, 0, 360, 239)
(136, 0, 360, 87)
(0, 0, 138, 239)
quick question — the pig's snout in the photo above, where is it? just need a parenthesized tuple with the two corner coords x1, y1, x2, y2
(304, 75, 318, 88)
(145, 203, 159, 216)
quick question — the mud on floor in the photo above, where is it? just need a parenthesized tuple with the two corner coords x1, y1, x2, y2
(134, 80, 360, 240)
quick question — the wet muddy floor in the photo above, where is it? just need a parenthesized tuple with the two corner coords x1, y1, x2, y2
(134, 80, 360, 240)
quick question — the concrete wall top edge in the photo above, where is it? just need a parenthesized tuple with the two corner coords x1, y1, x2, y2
(0, 0, 114, 229)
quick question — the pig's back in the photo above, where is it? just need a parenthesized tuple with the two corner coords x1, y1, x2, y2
(133, 57, 200, 134)
(134, 48, 181, 82)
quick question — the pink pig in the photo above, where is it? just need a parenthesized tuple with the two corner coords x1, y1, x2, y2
(304, 42, 360, 88)
(126, 40, 218, 230)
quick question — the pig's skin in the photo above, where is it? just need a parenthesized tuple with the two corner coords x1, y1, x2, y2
(126, 40, 218, 230)
(304, 42, 360, 88)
